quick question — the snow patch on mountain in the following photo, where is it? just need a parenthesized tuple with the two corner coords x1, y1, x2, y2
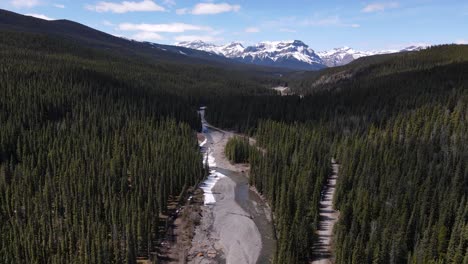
(177, 40, 325, 70)
(176, 40, 245, 57)
(317, 47, 370, 67)
(318, 45, 427, 67)
(241, 40, 323, 65)
(176, 40, 427, 69)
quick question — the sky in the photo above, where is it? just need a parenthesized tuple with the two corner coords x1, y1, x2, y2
(1, 0, 467, 51)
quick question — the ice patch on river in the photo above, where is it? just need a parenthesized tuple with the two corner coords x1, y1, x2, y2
(200, 169, 226, 205)
(204, 151, 216, 167)
(199, 138, 207, 147)
(199, 148, 226, 204)
(198, 106, 226, 205)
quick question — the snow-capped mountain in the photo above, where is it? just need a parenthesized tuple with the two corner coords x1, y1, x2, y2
(239, 40, 324, 70)
(318, 45, 427, 67)
(176, 40, 426, 70)
(176, 40, 220, 53)
(317, 47, 377, 67)
(176, 40, 244, 57)
(175, 40, 246, 58)
(400, 45, 426, 52)
(177, 40, 325, 70)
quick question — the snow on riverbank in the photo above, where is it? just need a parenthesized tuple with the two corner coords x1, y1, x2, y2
(198, 107, 227, 205)
(199, 137, 207, 147)
(200, 148, 226, 205)
(190, 106, 268, 264)
(200, 170, 226, 204)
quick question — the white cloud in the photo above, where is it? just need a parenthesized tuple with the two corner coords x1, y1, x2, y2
(53, 3, 65, 8)
(174, 35, 222, 42)
(118, 22, 222, 43)
(11, 0, 40, 8)
(162, 0, 175, 6)
(118, 22, 212, 33)
(362, 2, 399, 13)
(265, 16, 359, 29)
(177, 2, 240, 15)
(192, 3, 240, 15)
(245, 27, 259, 33)
(86, 0, 165, 13)
(303, 16, 360, 28)
(176, 8, 188, 14)
(132, 31, 164, 41)
(279, 28, 297, 33)
(455, 39, 468, 44)
(25, 13, 54, 20)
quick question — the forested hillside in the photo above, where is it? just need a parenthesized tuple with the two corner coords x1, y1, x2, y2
(251, 121, 331, 264)
(206, 45, 468, 264)
(289, 44, 468, 94)
(1, 17, 467, 264)
(0, 29, 274, 263)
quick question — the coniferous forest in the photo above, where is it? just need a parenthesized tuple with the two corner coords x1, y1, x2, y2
(224, 136, 253, 163)
(1, 21, 467, 264)
(0, 30, 271, 263)
(205, 45, 468, 264)
(0, 34, 204, 263)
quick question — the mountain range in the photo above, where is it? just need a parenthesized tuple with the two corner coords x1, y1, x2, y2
(177, 40, 426, 69)
(0, 9, 426, 72)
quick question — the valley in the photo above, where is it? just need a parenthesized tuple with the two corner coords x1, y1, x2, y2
(186, 108, 275, 264)
(0, 7, 467, 264)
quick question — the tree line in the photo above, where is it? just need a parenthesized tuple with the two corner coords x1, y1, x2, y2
(206, 45, 468, 264)
(0, 30, 274, 263)
(1, 29, 467, 264)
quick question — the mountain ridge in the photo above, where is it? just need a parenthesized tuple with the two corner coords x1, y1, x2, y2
(0, 8, 427, 72)
(177, 40, 427, 69)
(177, 40, 325, 70)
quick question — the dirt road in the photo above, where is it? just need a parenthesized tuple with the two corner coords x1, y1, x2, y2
(311, 159, 340, 264)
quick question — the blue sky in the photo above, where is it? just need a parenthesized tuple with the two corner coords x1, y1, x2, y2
(1, 0, 467, 50)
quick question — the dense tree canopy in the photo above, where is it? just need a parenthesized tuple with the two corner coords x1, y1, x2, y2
(207, 45, 468, 264)
(224, 136, 253, 163)
(1, 28, 467, 264)
(0, 30, 274, 263)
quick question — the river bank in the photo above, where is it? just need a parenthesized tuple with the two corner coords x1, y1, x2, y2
(187, 112, 275, 263)
(158, 109, 275, 264)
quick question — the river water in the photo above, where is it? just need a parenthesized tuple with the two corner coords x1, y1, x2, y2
(198, 107, 276, 263)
